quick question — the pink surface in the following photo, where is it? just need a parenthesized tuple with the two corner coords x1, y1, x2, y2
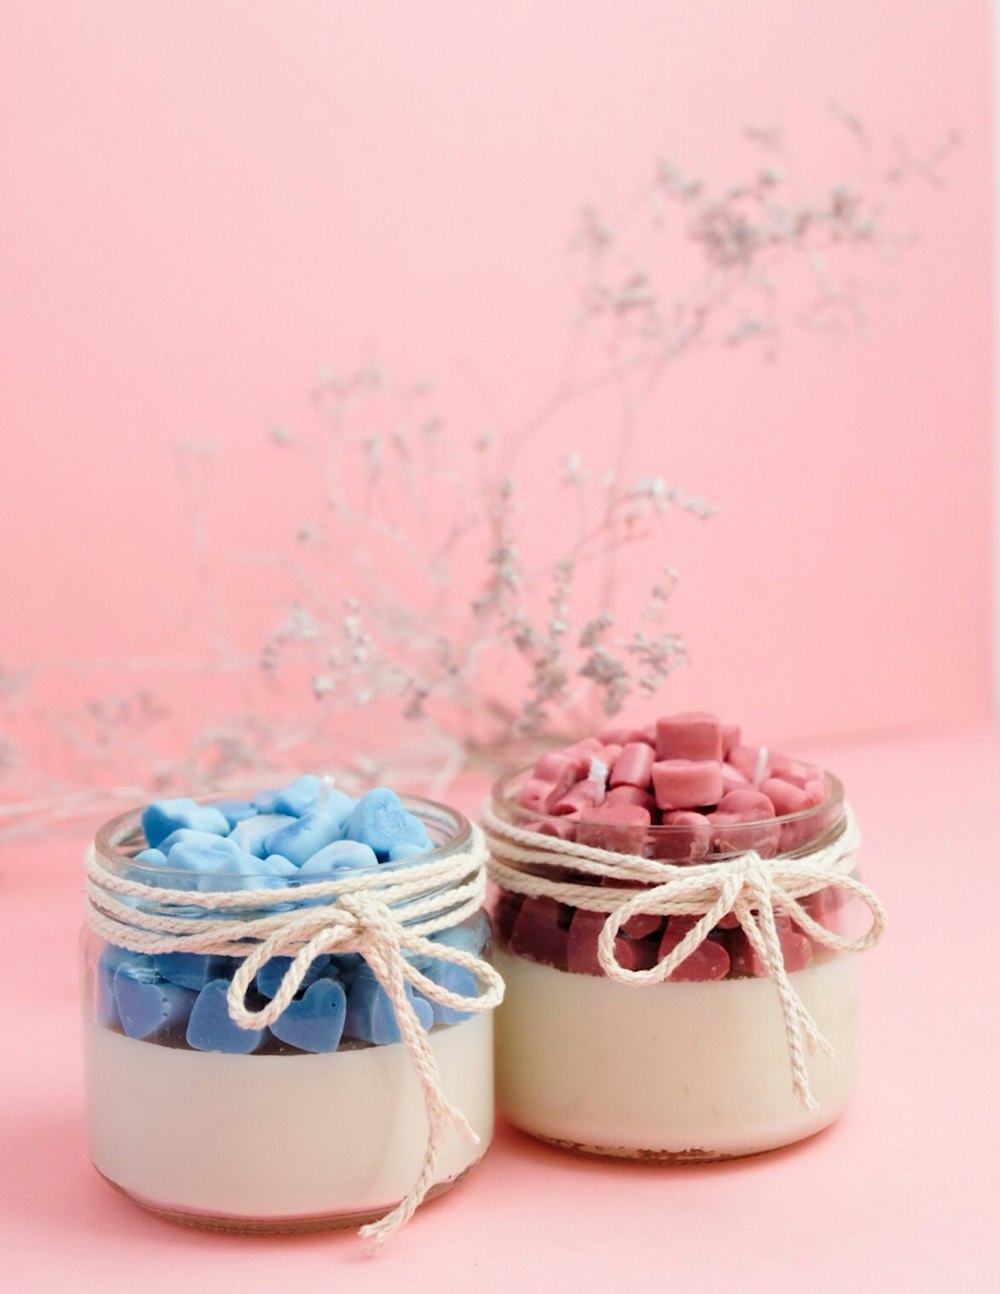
(0, 1, 993, 779)
(4, 727, 998, 1291)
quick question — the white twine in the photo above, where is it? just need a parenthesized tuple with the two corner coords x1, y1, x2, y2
(482, 800, 886, 1112)
(83, 825, 504, 1248)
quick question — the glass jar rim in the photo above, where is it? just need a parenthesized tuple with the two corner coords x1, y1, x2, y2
(93, 790, 474, 885)
(490, 760, 845, 856)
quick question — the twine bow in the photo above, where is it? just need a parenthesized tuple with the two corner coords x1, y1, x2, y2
(483, 801, 886, 1110)
(84, 825, 504, 1247)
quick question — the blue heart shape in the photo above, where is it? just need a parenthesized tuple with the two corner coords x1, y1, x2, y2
(114, 963, 196, 1040)
(344, 968, 433, 1044)
(269, 978, 347, 1053)
(186, 978, 266, 1054)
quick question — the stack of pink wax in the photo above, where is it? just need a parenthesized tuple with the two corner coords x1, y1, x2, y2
(496, 711, 843, 982)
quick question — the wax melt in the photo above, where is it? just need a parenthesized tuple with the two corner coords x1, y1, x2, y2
(485, 711, 886, 1160)
(82, 780, 500, 1238)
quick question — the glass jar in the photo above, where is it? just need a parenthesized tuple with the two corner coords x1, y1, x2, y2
(81, 794, 496, 1234)
(486, 765, 882, 1161)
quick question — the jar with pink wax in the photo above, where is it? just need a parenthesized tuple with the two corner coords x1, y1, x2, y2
(483, 712, 887, 1161)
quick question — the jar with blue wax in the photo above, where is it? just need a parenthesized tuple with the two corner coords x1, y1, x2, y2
(81, 775, 501, 1242)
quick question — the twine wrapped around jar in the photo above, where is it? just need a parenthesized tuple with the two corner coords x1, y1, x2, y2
(482, 801, 886, 1112)
(84, 822, 504, 1247)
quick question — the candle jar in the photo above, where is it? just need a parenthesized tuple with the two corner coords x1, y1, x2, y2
(81, 794, 496, 1233)
(487, 765, 878, 1161)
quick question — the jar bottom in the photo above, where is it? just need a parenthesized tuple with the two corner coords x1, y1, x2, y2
(494, 950, 860, 1159)
(96, 1160, 482, 1235)
(511, 1117, 843, 1163)
(84, 1013, 494, 1223)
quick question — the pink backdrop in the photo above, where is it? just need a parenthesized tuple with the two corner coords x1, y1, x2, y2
(1, 1, 993, 801)
(2, 7, 997, 1288)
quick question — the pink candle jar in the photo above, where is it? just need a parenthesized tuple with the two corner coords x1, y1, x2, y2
(484, 716, 886, 1161)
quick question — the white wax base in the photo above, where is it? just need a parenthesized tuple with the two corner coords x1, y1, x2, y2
(494, 950, 860, 1158)
(84, 1013, 493, 1225)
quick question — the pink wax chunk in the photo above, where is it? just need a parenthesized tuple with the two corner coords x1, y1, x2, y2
(623, 912, 665, 939)
(655, 712, 724, 763)
(778, 818, 815, 853)
(728, 914, 812, 976)
(566, 909, 659, 977)
(606, 785, 657, 813)
(651, 759, 723, 811)
(720, 763, 750, 794)
(527, 817, 579, 841)
(609, 742, 656, 789)
(550, 779, 606, 816)
(658, 917, 731, 981)
(709, 811, 781, 858)
(508, 896, 570, 970)
(598, 877, 664, 938)
(779, 800, 831, 854)
(710, 788, 781, 856)
(801, 885, 848, 931)
(650, 810, 711, 862)
(560, 736, 606, 769)
(760, 777, 808, 816)
(531, 754, 580, 805)
(771, 762, 811, 790)
(716, 788, 775, 817)
(728, 744, 770, 784)
(535, 752, 582, 807)
(599, 726, 650, 746)
(576, 803, 651, 855)
(533, 751, 578, 783)
(721, 722, 741, 757)
(493, 890, 524, 945)
(517, 778, 559, 813)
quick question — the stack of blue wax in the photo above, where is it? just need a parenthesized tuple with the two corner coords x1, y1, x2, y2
(94, 777, 485, 1055)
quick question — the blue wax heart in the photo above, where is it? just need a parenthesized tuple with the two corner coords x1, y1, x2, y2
(95, 944, 150, 1027)
(141, 798, 230, 849)
(254, 774, 322, 818)
(328, 953, 364, 986)
(421, 959, 477, 1025)
(186, 979, 266, 1054)
(158, 829, 245, 855)
(255, 953, 331, 1000)
(387, 842, 424, 862)
(133, 848, 168, 868)
(344, 788, 431, 861)
(344, 967, 433, 1045)
(153, 951, 242, 990)
(430, 914, 491, 957)
(229, 813, 297, 858)
(114, 963, 196, 1040)
(298, 839, 378, 876)
(264, 810, 345, 867)
(269, 978, 348, 1053)
(163, 837, 259, 892)
(213, 799, 257, 828)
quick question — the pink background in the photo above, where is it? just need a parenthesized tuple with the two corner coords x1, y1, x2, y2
(1, 3, 997, 1289)
(0, 0, 994, 786)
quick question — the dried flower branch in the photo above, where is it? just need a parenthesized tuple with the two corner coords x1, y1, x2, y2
(0, 111, 956, 832)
